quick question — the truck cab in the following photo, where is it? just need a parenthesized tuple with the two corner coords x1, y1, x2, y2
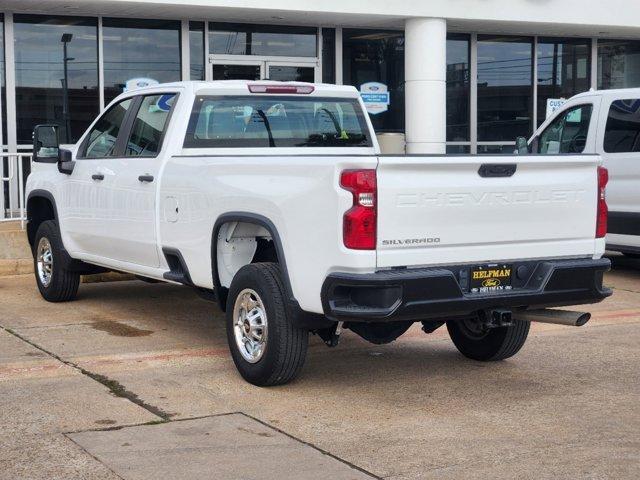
(529, 88, 640, 256)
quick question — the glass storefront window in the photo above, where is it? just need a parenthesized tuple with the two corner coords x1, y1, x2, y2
(446, 145, 471, 154)
(447, 34, 470, 142)
(189, 22, 205, 81)
(322, 28, 336, 84)
(537, 38, 590, 127)
(477, 144, 516, 155)
(212, 64, 261, 81)
(209, 23, 317, 57)
(478, 36, 533, 141)
(343, 29, 405, 132)
(268, 65, 315, 82)
(0, 15, 5, 146)
(103, 18, 181, 105)
(342, 31, 470, 137)
(598, 39, 640, 90)
(14, 15, 99, 145)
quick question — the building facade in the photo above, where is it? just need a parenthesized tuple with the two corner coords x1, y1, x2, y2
(1, 0, 640, 159)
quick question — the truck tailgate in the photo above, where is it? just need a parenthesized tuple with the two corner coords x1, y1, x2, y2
(376, 155, 600, 268)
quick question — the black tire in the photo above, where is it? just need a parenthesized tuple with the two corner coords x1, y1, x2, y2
(446, 318, 530, 361)
(623, 252, 640, 259)
(33, 220, 80, 302)
(225, 263, 308, 386)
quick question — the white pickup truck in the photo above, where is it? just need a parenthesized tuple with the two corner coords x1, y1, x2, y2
(26, 81, 611, 386)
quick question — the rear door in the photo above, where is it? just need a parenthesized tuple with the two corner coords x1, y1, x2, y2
(99, 92, 178, 267)
(376, 155, 600, 268)
(597, 96, 640, 248)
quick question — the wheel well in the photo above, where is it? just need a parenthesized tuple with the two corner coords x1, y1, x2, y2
(213, 219, 282, 311)
(26, 196, 55, 249)
(216, 221, 279, 286)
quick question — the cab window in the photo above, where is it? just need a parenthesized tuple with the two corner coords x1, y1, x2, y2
(82, 98, 132, 158)
(538, 104, 592, 154)
(603, 98, 640, 153)
(183, 96, 371, 148)
(125, 94, 177, 157)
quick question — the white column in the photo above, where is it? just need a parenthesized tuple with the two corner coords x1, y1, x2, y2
(335, 27, 343, 85)
(470, 33, 478, 154)
(4, 13, 17, 154)
(4, 13, 18, 216)
(590, 38, 598, 90)
(404, 17, 447, 154)
(181, 20, 190, 81)
(98, 17, 105, 111)
(204, 22, 211, 81)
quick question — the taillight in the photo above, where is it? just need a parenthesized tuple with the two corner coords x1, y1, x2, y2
(340, 169, 377, 250)
(596, 166, 608, 238)
(247, 84, 314, 94)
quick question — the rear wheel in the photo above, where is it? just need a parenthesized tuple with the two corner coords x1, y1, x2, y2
(447, 318, 530, 361)
(33, 220, 80, 302)
(225, 263, 308, 386)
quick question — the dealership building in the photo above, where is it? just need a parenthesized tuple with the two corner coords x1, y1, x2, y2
(1, 0, 640, 160)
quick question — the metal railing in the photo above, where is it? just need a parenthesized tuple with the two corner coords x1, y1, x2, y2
(1, 153, 31, 229)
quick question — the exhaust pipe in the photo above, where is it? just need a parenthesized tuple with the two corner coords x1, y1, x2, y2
(514, 309, 591, 327)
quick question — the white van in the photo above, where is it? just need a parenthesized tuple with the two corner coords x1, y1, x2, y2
(529, 88, 640, 257)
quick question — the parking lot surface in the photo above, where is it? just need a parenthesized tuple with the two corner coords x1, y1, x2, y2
(1, 255, 639, 479)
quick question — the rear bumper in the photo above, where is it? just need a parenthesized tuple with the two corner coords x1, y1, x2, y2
(321, 258, 612, 322)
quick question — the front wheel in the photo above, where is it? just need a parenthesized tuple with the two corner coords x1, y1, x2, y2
(225, 263, 308, 386)
(33, 220, 80, 302)
(447, 318, 530, 361)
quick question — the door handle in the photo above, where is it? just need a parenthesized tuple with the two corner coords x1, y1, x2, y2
(91, 174, 104, 181)
(138, 175, 154, 183)
(478, 164, 517, 178)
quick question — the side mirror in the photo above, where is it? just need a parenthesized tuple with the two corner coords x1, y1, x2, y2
(32, 124, 60, 163)
(515, 136, 529, 155)
(57, 148, 75, 175)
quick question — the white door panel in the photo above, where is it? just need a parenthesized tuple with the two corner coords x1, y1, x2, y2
(603, 152, 640, 214)
(597, 97, 640, 215)
(62, 96, 137, 258)
(95, 157, 160, 267)
(607, 233, 640, 249)
(59, 160, 107, 255)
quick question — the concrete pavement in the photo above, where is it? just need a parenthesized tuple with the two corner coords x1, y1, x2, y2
(1, 256, 639, 479)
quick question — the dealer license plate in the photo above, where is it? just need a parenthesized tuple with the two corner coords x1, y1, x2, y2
(469, 264, 513, 293)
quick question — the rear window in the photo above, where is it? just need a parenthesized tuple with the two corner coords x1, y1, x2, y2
(183, 95, 372, 148)
(604, 98, 640, 153)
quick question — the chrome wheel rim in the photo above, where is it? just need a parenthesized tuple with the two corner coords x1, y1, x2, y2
(36, 237, 53, 288)
(233, 289, 268, 363)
